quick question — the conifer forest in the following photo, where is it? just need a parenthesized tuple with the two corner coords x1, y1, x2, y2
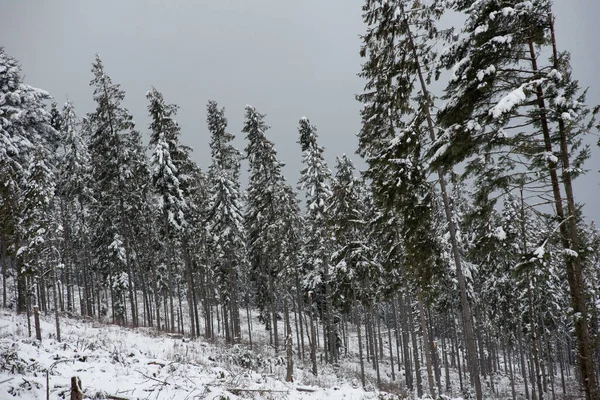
(1, 1, 600, 399)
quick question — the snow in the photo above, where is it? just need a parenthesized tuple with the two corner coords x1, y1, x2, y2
(476, 65, 496, 82)
(493, 226, 507, 241)
(431, 143, 449, 163)
(548, 69, 563, 81)
(474, 23, 488, 35)
(562, 248, 578, 258)
(489, 86, 526, 118)
(491, 35, 513, 45)
(533, 244, 545, 259)
(0, 311, 409, 400)
(561, 112, 572, 121)
(543, 151, 558, 164)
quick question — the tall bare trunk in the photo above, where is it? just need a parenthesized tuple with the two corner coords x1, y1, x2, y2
(400, 5, 482, 397)
(354, 295, 365, 388)
(1, 238, 7, 308)
(285, 299, 294, 382)
(547, 16, 599, 400)
(308, 291, 318, 376)
(417, 291, 435, 397)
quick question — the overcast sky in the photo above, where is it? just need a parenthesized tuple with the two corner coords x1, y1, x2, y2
(2, 0, 599, 222)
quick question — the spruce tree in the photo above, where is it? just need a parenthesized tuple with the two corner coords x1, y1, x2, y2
(435, 2, 599, 396)
(357, 1, 483, 396)
(147, 87, 187, 332)
(87, 54, 145, 326)
(206, 100, 245, 343)
(0, 47, 56, 314)
(328, 155, 381, 310)
(297, 117, 337, 363)
(243, 105, 287, 349)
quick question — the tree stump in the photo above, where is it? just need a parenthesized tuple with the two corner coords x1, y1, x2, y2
(70, 376, 83, 400)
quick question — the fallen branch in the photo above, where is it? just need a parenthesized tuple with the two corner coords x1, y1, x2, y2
(147, 361, 166, 367)
(228, 388, 289, 394)
(0, 377, 14, 385)
(107, 395, 130, 400)
(135, 370, 187, 391)
(135, 371, 172, 386)
(296, 386, 318, 393)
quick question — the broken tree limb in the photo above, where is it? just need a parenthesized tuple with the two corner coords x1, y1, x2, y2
(147, 361, 166, 367)
(228, 388, 289, 394)
(296, 386, 319, 392)
(134, 370, 188, 391)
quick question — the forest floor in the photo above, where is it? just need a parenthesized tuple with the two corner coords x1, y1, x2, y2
(0, 309, 430, 400)
(0, 307, 582, 400)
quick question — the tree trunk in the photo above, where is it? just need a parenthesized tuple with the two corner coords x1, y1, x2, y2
(294, 270, 305, 360)
(519, 322, 531, 400)
(386, 304, 395, 381)
(370, 305, 381, 388)
(400, 8, 482, 396)
(246, 292, 253, 349)
(308, 291, 318, 376)
(53, 262, 61, 342)
(508, 346, 517, 400)
(292, 295, 301, 357)
(16, 233, 27, 314)
(269, 273, 278, 352)
(408, 300, 423, 397)
(323, 258, 336, 364)
(60, 199, 73, 314)
(399, 294, 413, 390)
(557, 337, 567, 395)
(428, 309, 443, 395)
(183, 242, 196, 338)
(34, 305, 42, 341)
(417, 291, 435, 397)
(442, 328, 451, 393)
(354, 296, 365, 388)
(1, 238, 6, 308)
(285, 299, 294, 382)
(527, 30, 598, 400)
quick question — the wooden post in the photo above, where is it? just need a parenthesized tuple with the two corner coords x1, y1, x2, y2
(34, 305, 42, 341)
(70, 376, 83, 400)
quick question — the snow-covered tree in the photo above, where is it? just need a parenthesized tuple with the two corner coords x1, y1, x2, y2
(297, 117, 337, 362)
(357, 1, 483, 396)
(243, 105, 288, 347)
(206, 100, 245, 343)
(435, 2, 599, 395)
(328, 155, 381, 309)
(0, 47, 56, 313)
(87, 54, 146, 326)
(147, 87, 188, 331)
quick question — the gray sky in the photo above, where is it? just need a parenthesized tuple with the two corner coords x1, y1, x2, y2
(2, 0, 599, 222)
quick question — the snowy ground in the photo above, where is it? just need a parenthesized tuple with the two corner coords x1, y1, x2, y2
(0, 310, 433, 400)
